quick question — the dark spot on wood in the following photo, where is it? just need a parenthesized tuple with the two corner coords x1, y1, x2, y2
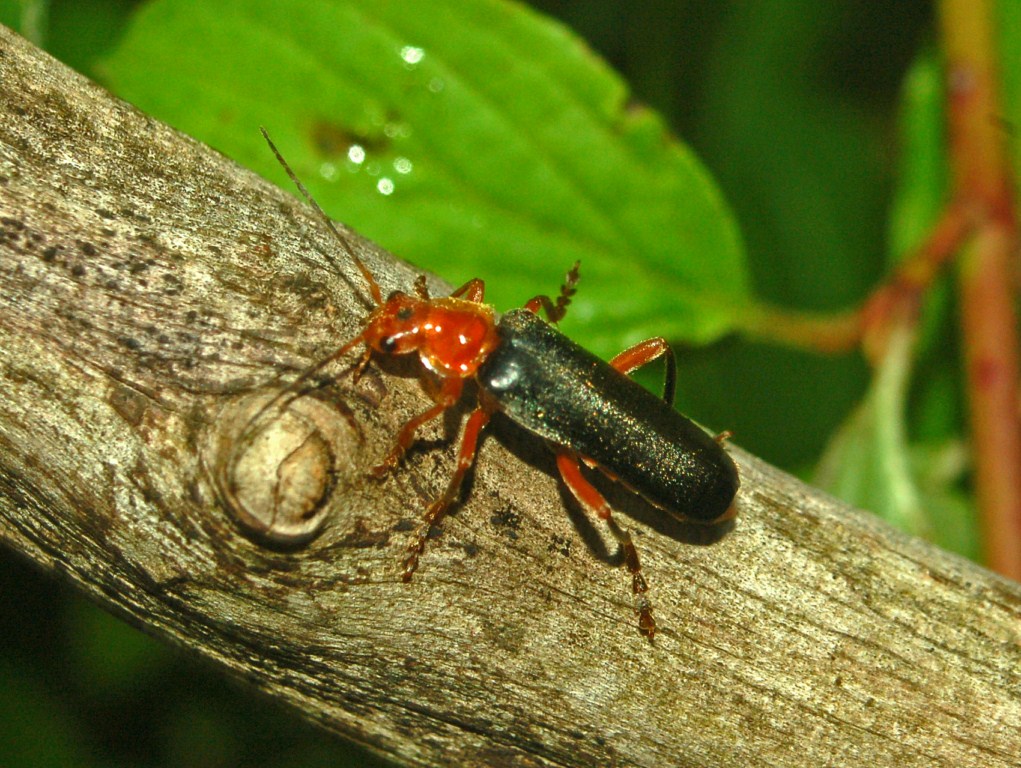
(340, 519, 391, 549)
(77, 240, 97, 256)
(161, 273, 184, 295)
(71, 264, 86, 277)
(141, 485, 163, 506)
(42, 245, 59, 261)
(119, 207, 152, 223)
(188, 480, 204, 505)
(490, 507, 521, 540)
(118, 336, 142, 351)
(549, 534, 571, 557)
(96, 208, 116, 220)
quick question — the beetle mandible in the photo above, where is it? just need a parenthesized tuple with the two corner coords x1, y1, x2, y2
(254, 129, 739, 639)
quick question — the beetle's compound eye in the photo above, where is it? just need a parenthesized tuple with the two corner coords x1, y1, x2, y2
(380, 336, 398, 353)
(396, 306, 414, 321)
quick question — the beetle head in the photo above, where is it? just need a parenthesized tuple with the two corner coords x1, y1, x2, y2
(363, 291, 427, 355)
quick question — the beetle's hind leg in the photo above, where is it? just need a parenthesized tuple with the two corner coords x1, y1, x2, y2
(609, 337, 677, 406)
(555, 451, 656, 639)
(524, 261, 580, 323)
(402, 404, 492, 581)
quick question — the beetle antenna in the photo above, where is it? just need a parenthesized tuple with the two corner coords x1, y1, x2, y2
(260, 127, 383, 307)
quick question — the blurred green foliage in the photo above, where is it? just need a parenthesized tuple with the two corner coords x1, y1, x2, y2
(3, 0, 993, 765)
(100, 0, 753, 356)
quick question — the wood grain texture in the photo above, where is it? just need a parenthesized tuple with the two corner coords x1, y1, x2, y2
(1, 25, 1020, 768)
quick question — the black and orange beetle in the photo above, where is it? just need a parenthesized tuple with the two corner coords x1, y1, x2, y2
(255, 129, 739, 638)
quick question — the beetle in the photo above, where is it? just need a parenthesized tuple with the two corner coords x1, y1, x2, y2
(254, 129, 739, 638)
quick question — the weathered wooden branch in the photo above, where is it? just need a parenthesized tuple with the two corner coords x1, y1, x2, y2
(1, 25, 1019, 768)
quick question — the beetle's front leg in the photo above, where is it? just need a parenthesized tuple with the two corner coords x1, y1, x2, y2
(449, 277, 486, 303)
(403, 404, 491, 581)
(371, 377, 464, 478)
(555, 450, 656, 640)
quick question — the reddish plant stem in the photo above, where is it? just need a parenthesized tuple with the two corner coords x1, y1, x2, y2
(741, 304, 860, 354)
(939, 0, 1021, 579)
(746, 202, 971, 356)
(748, 3, 1021, 577)
(857, 201, 971, 364)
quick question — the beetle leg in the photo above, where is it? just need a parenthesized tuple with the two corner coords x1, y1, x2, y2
(449, 277, 486, 303)
(413, 274, 430, 300)
(403, 405, 492, 580)
(523, 261, 580, 323)
(609, 337, 677, 406)
(371, 377, 464, 478)
(350, 345, 374, 384)
(555, 451, 656, 639)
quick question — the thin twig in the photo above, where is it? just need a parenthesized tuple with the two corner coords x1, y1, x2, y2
(939, 0, 1021, 579)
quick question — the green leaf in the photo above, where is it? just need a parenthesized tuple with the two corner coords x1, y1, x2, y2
(101, 0, 751, 358)
(909, 441, 980, 561)
(813, 319, 977, 559)
(814, 324, 978, 560)
(814, 325, 930, 536)
(0, 0, 48, 46)
(887, 48, 962, 443)
(887, 49, 947, 264)
(815, 44, 982, 560)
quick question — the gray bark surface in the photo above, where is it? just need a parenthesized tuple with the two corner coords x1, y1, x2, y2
(1, 25, 1019, 768)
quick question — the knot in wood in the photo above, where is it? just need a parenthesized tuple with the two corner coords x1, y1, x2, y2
(210, 393, 359, 547)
